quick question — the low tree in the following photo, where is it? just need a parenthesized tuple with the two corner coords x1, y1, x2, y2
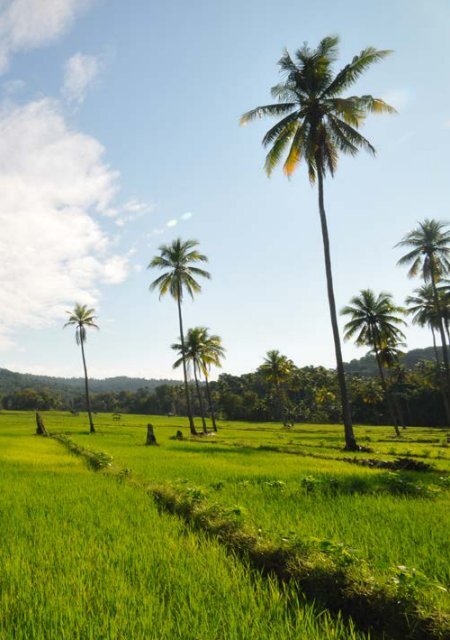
(64, 304, 98, 434)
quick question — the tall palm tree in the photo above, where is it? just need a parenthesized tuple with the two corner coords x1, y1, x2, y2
(396, 219, 450, 422)
(406, 284, 449, 417)
(172, 328, 209, 434)
(241, 36, 394, 450)
(149, 239, 210, 435)
(376, 339, 407, 429)
(341, 289, 406, 436)
(64, 303, 98, 434)
(258, 350, 294, 425)
(195, 328, 226, 433)
(406, 285, 441, 363)
(172, 327, 226, 433)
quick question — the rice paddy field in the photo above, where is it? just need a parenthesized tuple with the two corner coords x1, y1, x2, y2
(1, 410, 449, 639)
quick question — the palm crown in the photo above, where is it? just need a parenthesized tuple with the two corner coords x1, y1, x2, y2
(259, 350, 293, 386)
(396, 219, 450, 281)
(374, 339, 405, 369)
(406, 284, 441, 329)
(172, 327, 225, 375)
(341, 290, 405, 347)
(149, 238, 210, 300)
(64, 303, 99, 345)
(240, 36, 395, 181)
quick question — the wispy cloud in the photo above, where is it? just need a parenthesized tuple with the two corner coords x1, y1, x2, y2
(444, 120, 450, 129)
(147, 228, 164, 238)
(123, 198, 153, 214)
(115, 198, 154, 226)
(2, 78, 25, 96)
(0, 0, 94, 73)
(146, 211, 194, 243)
(62, 52, 102, 105)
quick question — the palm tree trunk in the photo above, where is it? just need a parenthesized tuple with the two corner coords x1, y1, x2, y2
(193, 361, 207, 433)
(316, 168, 358, 450)
(275, 382, 287, 426)
(373, 343, 400, 437)
(204, 374, 218, 432)
(392, 392, 406, 429)
(432, 326, 440, 364)
(176, 295, 197, 435)
(430, 269, 450, 424)
(80, 335, 95, 434)
(431, 325, 449, 425)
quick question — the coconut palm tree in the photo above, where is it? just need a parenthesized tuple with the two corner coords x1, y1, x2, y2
(241, 36, 394, 450)
(64, 303, 98, 434)
(376, 339, 407, 429)
(397, 219, 450, 422)
(172, 327, 226, 433)
(149, 239, 210, 435)
(195, 328, 226, 432)
(172, 328, 209, 434)
(258, 350, 294, 425)
(341, 289, 406, 436)
(406, 285, 442, 363)
(406, 284, 450, 419)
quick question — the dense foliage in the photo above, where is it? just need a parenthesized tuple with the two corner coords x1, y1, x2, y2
(2, 352, 445, 427)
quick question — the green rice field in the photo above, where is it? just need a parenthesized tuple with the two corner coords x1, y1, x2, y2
(1, 410, 449, 639)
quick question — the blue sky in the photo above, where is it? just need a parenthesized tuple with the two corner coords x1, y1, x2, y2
(0, 0, 449, 379)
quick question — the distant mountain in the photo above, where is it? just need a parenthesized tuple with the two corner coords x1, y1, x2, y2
(344, 346, 440, 376)
(0, 368, 179, 396)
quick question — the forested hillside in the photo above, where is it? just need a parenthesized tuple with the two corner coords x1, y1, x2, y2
(0, 368, 178, 396)
(344, 347, 439, 376)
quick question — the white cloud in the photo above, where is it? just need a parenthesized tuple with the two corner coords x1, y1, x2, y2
(0, 97, 129, 346)
(0, 0, 93, 73)
(63, 52, 101, 104)
(166, 219, 178, 227)
(181, 211, 192, 220)
(444, 120, 450, 129)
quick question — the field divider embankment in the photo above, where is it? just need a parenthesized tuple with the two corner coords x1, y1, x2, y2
(50, 432, 449, 640)
(210, 440, 440, 472)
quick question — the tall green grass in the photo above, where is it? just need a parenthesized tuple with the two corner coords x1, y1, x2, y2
(0, 419, 365, 640)
(33, 410, 449, 612)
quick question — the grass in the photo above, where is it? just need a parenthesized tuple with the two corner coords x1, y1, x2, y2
(0, 419, 365, 640)
(1, 410, 449, 637)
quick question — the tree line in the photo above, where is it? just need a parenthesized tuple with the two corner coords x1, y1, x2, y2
(2, 353, 445, 428)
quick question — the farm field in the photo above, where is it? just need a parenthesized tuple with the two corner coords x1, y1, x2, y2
(1, 410, 449, 639)
(0, 413, 366, 640)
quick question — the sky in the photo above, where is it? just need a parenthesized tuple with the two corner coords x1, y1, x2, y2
(0, 0, 449, 380)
